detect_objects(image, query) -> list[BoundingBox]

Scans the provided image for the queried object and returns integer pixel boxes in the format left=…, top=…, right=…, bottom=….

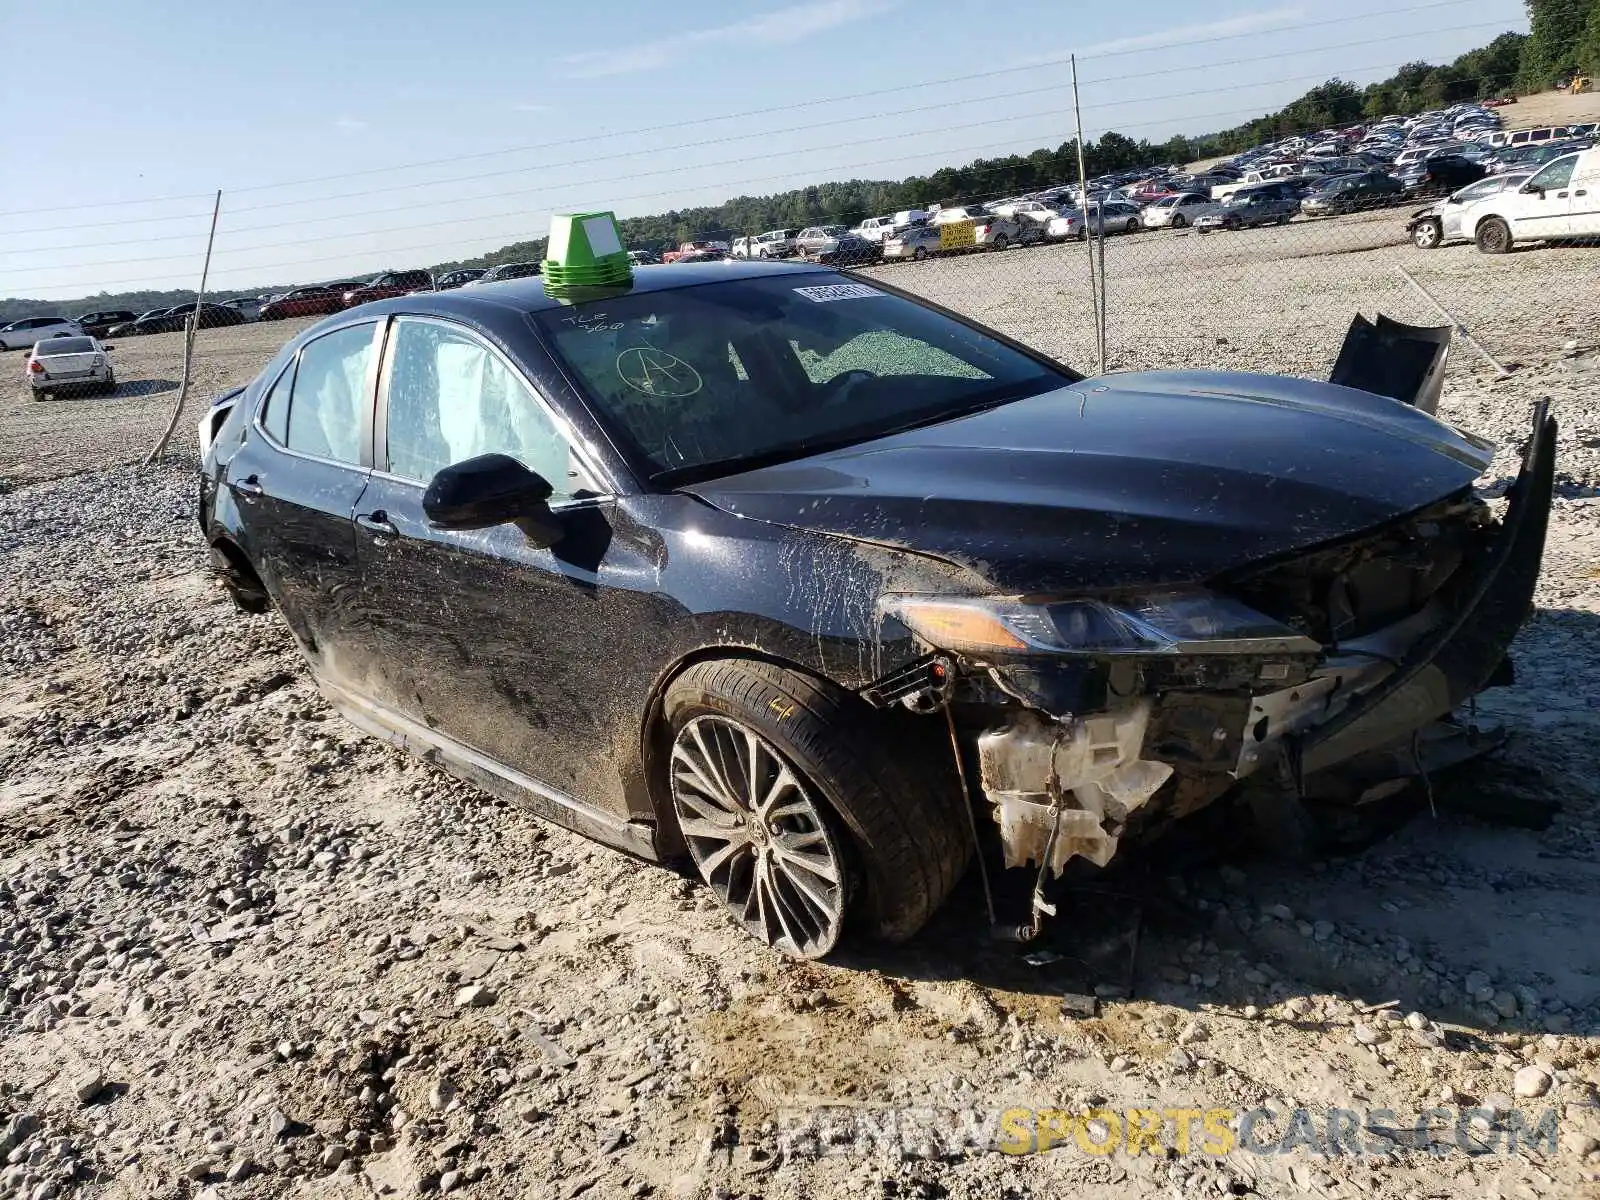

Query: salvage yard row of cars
left=7, top=104, right=1595, bottom=360
left=194, top=247, right=1555, bottom=960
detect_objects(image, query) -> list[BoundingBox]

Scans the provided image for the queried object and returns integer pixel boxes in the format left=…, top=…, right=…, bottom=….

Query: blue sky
left=0, top=0, right=1527, bottom=298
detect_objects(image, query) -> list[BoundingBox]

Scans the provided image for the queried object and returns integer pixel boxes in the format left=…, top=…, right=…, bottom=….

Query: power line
left=0, top=0, right=1518, bottom=223
left=9, top=71, right=1538, bottom=294
left=2, top=14, right=1523, bottom=244
left=0, top=50, right=1534, bottom=274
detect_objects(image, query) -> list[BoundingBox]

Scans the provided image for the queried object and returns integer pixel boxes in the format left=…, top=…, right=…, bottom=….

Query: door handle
left=231, top=473, right=263, bottom=497
left=356, top=511, right=398, bottom=538
left=1556, top=191, right=1569, bottom=198
left=1576, top=189, right=1588, bottom=197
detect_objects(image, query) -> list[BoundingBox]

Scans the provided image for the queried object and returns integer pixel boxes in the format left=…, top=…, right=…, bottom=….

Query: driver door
left=351, top=315, right=626, bottom=805
left=1515, top=157, right=1577, bottom=238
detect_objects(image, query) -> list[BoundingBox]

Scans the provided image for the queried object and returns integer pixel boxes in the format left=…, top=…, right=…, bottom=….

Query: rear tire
left=912, top=246, right=928, bottom=261
left=1476, top=216, right=1512, bottom=254
left=1125, top=219, right=1139, bottom=234
left=1171, top=214, right=1187, bottom=228
left=661, top=659, right=970, bottom=956
left=103, top=373, right=117, bottom=395
left=992, top=234, right=1009, bottom=250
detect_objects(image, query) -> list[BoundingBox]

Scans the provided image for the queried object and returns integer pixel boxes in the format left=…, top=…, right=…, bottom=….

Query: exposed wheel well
left=209, top=537, right=271, bottom=613
left=637, top=647, right=858, bottom=857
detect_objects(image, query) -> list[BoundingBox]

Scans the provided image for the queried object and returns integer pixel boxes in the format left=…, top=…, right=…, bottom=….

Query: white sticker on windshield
left=793, top=283, right=885, bottom=303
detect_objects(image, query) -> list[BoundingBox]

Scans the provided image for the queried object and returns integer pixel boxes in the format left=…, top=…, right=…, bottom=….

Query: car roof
left=346, top=259, right=831, bottom=319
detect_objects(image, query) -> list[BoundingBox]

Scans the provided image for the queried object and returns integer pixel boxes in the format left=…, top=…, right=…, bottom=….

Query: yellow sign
left=938, top=221, right=976, bottom=251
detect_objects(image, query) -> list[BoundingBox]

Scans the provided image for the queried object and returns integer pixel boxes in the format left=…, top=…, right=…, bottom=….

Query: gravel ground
left=2, top=226, right=1599, bottom=1199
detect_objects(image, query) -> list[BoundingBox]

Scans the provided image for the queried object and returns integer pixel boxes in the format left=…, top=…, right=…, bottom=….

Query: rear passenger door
left=225, top=320, right=383, bottom=685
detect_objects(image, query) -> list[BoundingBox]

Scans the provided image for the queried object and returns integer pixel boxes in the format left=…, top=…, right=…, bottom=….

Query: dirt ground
left=2, top=217, right=1599, bottom=1200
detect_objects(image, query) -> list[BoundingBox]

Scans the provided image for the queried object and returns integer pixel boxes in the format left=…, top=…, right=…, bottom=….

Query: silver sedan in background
left=1140, top=191, right=1223, bottom=229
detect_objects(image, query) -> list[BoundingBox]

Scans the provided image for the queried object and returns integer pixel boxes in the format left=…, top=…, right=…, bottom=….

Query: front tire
left=1171, top=214, right=1187, bottom=228
left=1476, top=216, right=1512, bottom=254
left=992, top=234, right=1009, bottom=250
left=912, top=246, right=928, bottom=261
left=662, top=659, right=970, bottom=957
left=1125, top=219, right=1139, bottom=234
left=1412, top=219, right=1442, bottom=249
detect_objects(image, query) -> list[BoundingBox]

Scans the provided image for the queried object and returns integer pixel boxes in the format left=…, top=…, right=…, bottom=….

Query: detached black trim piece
left=1329, top=313, right=1452, bottom=416
left=1299, top=401, right=1555, bottom=773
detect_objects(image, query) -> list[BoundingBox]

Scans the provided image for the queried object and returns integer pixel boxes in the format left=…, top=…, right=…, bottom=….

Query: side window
left=285, top=323, right=375, bottom=464
left=259, top=359, right=294, bottom=444
left=1527, top=157, right=1576, bottom=191
left=383, top=319, right=587, bottom=499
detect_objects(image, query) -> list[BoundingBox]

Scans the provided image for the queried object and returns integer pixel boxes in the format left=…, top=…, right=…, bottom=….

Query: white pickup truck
left=730, top=229, right=799, bottom=258
left=1210, top=166, right=1299, bottom=201
left=850, top=210, right=929, bottom=243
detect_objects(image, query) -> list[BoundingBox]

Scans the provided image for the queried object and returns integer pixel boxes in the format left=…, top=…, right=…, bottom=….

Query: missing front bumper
left=957, top=401, right=1556, bottom=881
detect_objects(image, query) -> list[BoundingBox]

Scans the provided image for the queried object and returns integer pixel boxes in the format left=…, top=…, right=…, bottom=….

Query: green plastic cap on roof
left=543, top=211, right=633, bottom=291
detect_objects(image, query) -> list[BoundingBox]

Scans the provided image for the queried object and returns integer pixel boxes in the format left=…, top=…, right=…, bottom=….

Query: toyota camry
left=197, top=257, right=1554, bottom=959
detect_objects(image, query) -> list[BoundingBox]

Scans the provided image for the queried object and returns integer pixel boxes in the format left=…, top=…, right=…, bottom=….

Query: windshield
left=534, top=273, right=1075, bottom=484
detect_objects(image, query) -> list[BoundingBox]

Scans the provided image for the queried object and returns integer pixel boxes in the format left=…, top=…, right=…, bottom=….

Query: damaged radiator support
left=977, top=704, right=1175, bottom=877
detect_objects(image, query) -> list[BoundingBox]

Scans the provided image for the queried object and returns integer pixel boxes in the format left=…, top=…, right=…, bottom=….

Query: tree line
left=6, top=5, right=1596, bottom=319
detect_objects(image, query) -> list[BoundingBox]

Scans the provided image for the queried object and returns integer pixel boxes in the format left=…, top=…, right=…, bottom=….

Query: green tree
left=1578, top=0, right=1600, bottom=77
left=1517, top=0, right=1591, bottom=88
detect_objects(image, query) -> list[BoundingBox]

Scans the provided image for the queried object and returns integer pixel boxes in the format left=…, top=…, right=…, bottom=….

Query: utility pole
left=1070, top=55, right=1103, bottom=375
left=146, top=190, right=222, bottom=464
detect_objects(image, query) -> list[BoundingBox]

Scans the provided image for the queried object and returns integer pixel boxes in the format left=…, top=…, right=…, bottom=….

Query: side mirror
left=422, top=453, right=562, bottom=546
left=102, top=344, right=115, bottom=352
left=1520, top=182, right=1543, bottom=195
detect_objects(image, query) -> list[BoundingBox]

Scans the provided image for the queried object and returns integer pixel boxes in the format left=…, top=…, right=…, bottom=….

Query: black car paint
left=199, top=261, right=1498, bottom=862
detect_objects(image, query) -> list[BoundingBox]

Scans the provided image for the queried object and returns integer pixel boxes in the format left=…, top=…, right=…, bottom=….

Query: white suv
left=1464, top=147, right=1600, bottom=253
left=0, top=315, right=83, bottom=350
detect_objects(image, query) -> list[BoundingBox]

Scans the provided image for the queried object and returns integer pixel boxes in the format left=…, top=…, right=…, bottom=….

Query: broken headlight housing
left=880, top=590, right=1322, bottom=657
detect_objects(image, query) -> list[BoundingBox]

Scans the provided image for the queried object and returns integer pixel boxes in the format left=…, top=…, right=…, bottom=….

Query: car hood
left=684, top=372, right=1494, bottom=593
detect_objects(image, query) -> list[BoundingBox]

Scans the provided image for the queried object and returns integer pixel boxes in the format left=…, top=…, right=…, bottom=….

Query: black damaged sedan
left=198, top=261, right=1553, bottom=959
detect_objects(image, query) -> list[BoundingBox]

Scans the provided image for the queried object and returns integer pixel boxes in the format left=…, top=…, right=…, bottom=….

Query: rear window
left=36, top=336, right=94, bottom=354
left=535, top=273, right=1071, bottom=483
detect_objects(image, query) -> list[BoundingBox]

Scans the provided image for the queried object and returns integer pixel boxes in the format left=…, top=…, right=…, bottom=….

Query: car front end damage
left=862, top=402, right=1555, bottom=937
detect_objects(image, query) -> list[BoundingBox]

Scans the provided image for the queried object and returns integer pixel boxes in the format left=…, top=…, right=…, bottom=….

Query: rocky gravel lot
left=2, top=229, right=1599, bottom=1199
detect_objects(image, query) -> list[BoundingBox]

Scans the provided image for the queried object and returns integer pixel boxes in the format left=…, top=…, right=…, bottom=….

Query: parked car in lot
left=469, top=262, right=543, bottom=286
left=1195, top=187, right=1298, bottom=231
left=222, top=297, right=262, bottom=322
left=106, top=308, right=176, bottom=337
left=991, top=199, right=1059, bottom=228
left=0, top=315, right=84, bottom=350
left=73, top=310, right=136, bottom=338
left=626, top=250, right=660, bottom=266
left=25, top=334, right=114, bottom=399
left=435, top=269, right=488, bottom=290
left=663, top=241, right=728, bottom=263
left=881, top=223, right=944, bottom=260
left=1464, top=147, right=1600, bottom=252
left=195, top=258, right=1552, bottom=960
left=1399, top=154, right=1486, bottom=195
left=343, top=269, right=435, bottom=307
left=258, top=286, right=346, bottom=321
left=120, top=303, right=246, bottom=336
left=1405, top=171, right=1533, bottom=248
left=971, top=211, right=1042, bottom=249
left=1300, top=170, right=1403, bottom=216
left=794, top=226, right=880, bottom=263
left=731, top=229, right=799, bottom=258
left=1138, top=192, right=1221, bottom=228
left=1044, top=200, right=1143, bottom=239
left=1484, top=141, right=1584, bottom=175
